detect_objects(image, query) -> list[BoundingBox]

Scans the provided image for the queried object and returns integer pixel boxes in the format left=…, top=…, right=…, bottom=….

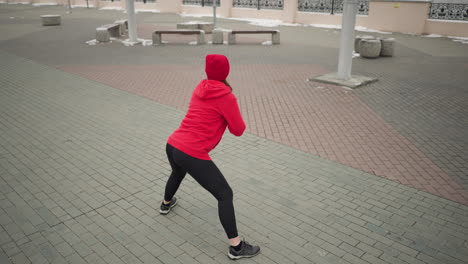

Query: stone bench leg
left=272, top=32, right=280, bottom=45
left=228, top=32, right=236, bottom=45
left=109, top=27, right=120, bottom=38
left=380, top=38, right=395, bottom=57
left=116, top=21, right=126, bottom=36
left=197, top=31, right=205, bottom=45
left=96, top=28, right=110, bottom=42
left=212, top=29, right=224, bottom=44
left=152, top=32, right=162, bottom=45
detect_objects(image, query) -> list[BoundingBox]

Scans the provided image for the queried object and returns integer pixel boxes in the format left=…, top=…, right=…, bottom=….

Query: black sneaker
left=228, top=240, right=260, bottom=260
left=159, top=197, right=177, bottom=215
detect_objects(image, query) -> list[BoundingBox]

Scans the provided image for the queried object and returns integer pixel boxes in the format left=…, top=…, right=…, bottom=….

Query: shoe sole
left=227, top=249, right=260, bottom=260
left=159, top=199, right=178, bottom=215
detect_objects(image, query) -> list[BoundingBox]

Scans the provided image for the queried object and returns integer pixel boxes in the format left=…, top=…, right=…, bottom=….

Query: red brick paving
left=57, top=64, right=468, bottom=205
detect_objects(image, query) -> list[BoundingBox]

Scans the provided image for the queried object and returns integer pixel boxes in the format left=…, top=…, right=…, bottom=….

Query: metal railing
left=182, top=0, right=220, bottom=7
left=298, top=0, right=369, bottom=15
left=232, top=0, right=284, bottom=10
left=429, top=3, right=468, bottom=20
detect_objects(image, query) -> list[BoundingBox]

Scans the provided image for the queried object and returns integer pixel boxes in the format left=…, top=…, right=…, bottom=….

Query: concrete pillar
left=337, top=0, right=358, bottom=79
left=126, top=0, right=138, bottom=42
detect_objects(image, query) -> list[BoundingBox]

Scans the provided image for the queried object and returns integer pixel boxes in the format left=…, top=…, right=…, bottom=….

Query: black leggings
left=164, top=144, right=238, bottom=239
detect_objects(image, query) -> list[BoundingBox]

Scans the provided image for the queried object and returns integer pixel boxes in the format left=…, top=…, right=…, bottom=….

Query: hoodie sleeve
left=220, top=94, right=246, bottom=136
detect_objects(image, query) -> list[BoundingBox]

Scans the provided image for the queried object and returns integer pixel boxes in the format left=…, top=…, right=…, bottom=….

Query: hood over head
left=205, top=54, right=230, bottom=81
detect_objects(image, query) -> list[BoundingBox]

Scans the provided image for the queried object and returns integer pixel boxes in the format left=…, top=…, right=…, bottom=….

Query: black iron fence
left=298, top=0, right=369, bottom=15
left=429, top=3, right=468, bottom=21
left=232, top=0, right=284, bottom=10
left=135, top=0, right=156, bottom=3
left=182, top=0, right=220, bottom=7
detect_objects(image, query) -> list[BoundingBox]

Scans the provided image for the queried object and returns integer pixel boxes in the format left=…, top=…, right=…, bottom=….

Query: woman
left=160, top=54, right=260, bottom=260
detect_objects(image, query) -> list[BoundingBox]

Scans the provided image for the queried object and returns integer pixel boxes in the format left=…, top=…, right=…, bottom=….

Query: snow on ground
left=99, top=6, right=124, bottom=11
left=449, top=36, right=468, bottom=44
left=423, top=34, right=468, bottom=44
left=262, top=40, right=273, bottom=46
left=129, top=9, right=161, bottom=14
left=423, top=34, right=443, bottom=38
left=86, top=39, right=98, bottom=45
left=7, top=2, right=30, bottom=4
left=32, top=3, right=57, bottom=6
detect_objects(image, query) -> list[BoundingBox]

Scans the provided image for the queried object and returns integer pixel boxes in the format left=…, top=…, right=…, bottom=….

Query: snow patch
left=8, top=2, right=30, bottom=4
left=352, top=51, right=360, bottom=58
left=188, top=41, right=198, bottom=45
left=86, top=39, right=98, bottom=45
left=309, top=24, right=341, bottom=29
left=135, top=9, right=160, bottom=13
left=181, top=13, right=221, bottom=18
left=423, top=34, right=443, bottom=38
left=99, top=6, right=124, bottom=11
left=262, top=40, right=272, bottom=45
left=449, top=36, right=468, bottom=44
left=32, top=3, right=57, bottom=6
left=355, top=26, right=392, bottom=34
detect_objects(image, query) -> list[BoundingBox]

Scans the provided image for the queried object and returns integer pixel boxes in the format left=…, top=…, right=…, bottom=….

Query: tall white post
left=213, top=0, right=217, bottom=28
left=126, top=0, right=138, bottom=42
left=67, top=0, right=72, bottom=13
left=337, top=0, right=359, bottom=79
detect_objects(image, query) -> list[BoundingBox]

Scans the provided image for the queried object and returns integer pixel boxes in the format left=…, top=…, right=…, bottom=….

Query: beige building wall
left=424, top=20, right=468, bottom=37
left=362, top=0, right=431, bottom=34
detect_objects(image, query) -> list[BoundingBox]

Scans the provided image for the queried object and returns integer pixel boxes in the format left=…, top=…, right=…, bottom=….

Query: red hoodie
left=167, top=55, right=246, bottom=160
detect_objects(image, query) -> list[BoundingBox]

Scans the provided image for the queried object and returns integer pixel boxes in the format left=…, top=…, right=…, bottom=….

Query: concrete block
left=380, top=37, right=395, bottom=57
left=355, top=35, right=375, bottom=53
left=96, top=28, right=110, bottom=42
left=40, top=15, right=61, bottom=26
left=227, top=31, right=235, bottom=44
left=272, top=30, right=280, bottom=44
left=197, top=30, right=205, bottom=45
left=212, top=29, right=223, bottom=44
left=360, top=39, right=381, bottom=58
left=152, top=32, right=162, bottom=45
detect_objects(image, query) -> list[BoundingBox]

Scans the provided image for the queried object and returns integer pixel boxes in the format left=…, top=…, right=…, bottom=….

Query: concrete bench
left=96, top=23, right=120, bottom=43
left=40, top=15, right=61, bottom=26
left=227, top=30, right=280, bottom=45
left=177, top=22, right=214, bottom=33
left=152, top=29, right=205, bottom=45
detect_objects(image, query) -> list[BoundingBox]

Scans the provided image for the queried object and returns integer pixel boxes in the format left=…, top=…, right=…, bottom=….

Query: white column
left=126, top=0, right=138, bottom=42
left=337, top=0, right=359, bottom=79
left=213, top=0, right=217, bottom=28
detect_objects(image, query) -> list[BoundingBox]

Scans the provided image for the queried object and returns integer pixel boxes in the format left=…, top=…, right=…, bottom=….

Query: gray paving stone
left=0, top=10, right=468, bottom=264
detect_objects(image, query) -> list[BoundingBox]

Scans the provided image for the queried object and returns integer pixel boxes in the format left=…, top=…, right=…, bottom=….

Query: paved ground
left=1, top=4, right=468, bottom=264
